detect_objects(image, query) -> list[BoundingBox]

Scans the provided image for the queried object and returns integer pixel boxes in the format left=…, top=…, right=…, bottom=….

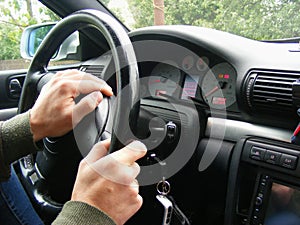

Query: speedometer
left=201, top=62, right=236, bottom=109
left=148, top=63, right=181, bottom=97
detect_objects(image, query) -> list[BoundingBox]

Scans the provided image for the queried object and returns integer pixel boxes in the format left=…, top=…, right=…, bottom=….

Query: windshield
left=103, top=0, right=300, bottom=40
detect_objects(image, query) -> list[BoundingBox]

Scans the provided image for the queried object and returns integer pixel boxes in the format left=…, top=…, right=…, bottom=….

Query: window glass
left=103, top=0, right=300, bottom=41
left=0, top=0, right=79, bottom=71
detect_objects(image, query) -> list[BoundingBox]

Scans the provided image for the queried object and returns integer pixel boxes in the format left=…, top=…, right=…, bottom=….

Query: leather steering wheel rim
left=18, top=9, right=140, bottom=153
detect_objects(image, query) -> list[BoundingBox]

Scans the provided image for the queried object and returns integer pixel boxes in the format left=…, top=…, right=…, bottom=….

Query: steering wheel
left=18, top=9, right=140, bottom=215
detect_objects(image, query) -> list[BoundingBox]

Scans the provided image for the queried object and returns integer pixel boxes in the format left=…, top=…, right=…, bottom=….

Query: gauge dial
left=196, top=56, right=209, bottom=71
left=201, top=62, right=236, bottom=109
left=148, top=63, right=181, bottom=97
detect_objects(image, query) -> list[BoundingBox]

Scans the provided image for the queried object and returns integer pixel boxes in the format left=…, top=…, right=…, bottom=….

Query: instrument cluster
left=141, top=55, right=237, bottom=110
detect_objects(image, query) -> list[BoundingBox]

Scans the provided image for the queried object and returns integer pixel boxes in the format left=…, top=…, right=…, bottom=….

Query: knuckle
left=50, top=76, right=62, bottom=86
left=85, top=98, right=96, bottom=110
left=79, top=159, right=87, bottom=169
left=122, top=175, right=133, bottom=185
left=58, top=80, right=72, bottom=90
left=104, top=185, right=114, bottom=194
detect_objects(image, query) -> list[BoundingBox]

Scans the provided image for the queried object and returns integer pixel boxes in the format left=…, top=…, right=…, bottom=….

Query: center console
left=226, top=137, right=300, bottom=225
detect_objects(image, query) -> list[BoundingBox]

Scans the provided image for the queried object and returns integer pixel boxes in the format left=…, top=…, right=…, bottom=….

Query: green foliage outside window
left=125, top=0, right=300, bottom=40
left=1, top=0, right=300, bottom=62
left=0, top=0, right=58, bottom=60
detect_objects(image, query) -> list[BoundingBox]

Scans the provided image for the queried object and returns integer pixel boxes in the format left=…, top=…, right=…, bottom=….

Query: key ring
left=156, top=179, right=171, bottom=195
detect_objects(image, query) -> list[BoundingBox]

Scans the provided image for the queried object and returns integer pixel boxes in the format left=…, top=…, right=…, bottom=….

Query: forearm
left=52, top=201, right=116, bottom=225
left=0, top=111, right=41, bottom=181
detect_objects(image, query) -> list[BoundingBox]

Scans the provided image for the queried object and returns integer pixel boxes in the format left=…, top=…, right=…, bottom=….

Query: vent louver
left=245, top=70, right=300, bottom=112
left=80, top=65, right=105, bottom=78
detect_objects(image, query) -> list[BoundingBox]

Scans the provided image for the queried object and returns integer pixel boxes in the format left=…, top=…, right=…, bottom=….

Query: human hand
left=30, top=69, right=113, bottom=141
left=71, top=139, right=147, bottom=225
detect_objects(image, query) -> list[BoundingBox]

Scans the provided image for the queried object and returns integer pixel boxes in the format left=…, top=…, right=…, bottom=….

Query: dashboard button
left=250, top=146, right=266, bottom=161
left=264, top=150, right=281, bottom=165
left=255, top=197, right=263, bottom=206
left=279, top=154, right=298, bottom=169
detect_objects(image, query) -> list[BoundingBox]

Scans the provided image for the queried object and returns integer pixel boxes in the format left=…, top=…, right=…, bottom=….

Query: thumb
left=110, top=141, right=147, bottom=165
left=72, top=91, right=103, bottom=126
left=84, top=139, right=110, bottom=164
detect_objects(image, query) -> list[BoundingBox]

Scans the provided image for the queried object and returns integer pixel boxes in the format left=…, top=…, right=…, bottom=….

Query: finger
left=130, top=179, right=139, bottom=195
left=85, top=140, right=110, bottom=164
left=129, top=162, right=141, bottom=179
left=59, top=71, right=105, bottom=84
left=72, top=91, right=103, bottom=126
left=91, top=156, right=141, bottom=185
left=74, top=80, right=113, bottom=97
left=110, top=141, right=147, bottom=165
left=131, top=178, right=139, bottom=187
left=123, top=194, right=144, bottom=216
left=100, top=139, right=111, bottom=150
left=53, top=70, right=113, bottom=96
left=54, top=69, right=83, bottom=78
left=137, top=194, right=143, bottom=207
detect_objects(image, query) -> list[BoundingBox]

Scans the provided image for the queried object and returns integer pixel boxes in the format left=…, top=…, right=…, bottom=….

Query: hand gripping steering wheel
left=18, top=9, right=140, bottom=213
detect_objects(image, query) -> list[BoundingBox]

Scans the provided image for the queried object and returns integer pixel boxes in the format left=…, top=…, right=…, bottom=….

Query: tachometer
left=148, top=63, right=181, bottom=97
left=201, top=62, right=236, bottom=109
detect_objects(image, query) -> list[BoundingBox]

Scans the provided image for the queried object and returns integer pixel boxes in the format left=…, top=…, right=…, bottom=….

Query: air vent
left=244, top=70, right=300, bottom=113
left=80, top=65, right=105, bottom=78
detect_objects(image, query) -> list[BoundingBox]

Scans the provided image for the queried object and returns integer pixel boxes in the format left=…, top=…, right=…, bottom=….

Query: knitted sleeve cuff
left=0, top=122, right=11, bottom=181
left=52, top=201, right=116, bottom=225
left=2, top=111, right=42, bottom=165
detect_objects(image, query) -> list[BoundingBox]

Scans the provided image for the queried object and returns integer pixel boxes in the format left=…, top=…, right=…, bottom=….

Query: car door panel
left=0, top=70, right=26, bottom=120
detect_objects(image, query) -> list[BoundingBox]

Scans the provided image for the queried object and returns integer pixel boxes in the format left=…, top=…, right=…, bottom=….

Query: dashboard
left=128, top=26, right=300, bottom=127
left=74, top=25, right=300, bottom=224
left=117, top=26, right=300, bottom=224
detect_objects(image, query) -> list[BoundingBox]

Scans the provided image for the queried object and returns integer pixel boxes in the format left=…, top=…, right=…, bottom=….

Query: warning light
left=224, top=74, right=230, bottom=79
left=218, top=74, right=223, bottom=79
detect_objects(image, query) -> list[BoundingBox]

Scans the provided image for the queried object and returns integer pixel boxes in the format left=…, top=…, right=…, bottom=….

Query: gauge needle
left=204, top=85, right=219, bottom=97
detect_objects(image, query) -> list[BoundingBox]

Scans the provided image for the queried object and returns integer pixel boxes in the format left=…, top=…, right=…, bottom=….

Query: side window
left=0, top=0, right=79, bottom=72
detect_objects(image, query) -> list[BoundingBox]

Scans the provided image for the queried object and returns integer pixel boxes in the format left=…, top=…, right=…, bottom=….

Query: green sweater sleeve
left=52, top=201, right=116, bottom=225
left=0, top=122, right=10, bottom=181
left=0, top=111, right=41, bottom=181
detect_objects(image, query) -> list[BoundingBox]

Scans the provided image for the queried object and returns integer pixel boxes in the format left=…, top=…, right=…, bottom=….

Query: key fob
left=156, top=194, right=173, bottom=225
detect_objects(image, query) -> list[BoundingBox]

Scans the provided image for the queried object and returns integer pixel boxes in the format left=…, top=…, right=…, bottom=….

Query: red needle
left=204, top=85, right=219, bottom=98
